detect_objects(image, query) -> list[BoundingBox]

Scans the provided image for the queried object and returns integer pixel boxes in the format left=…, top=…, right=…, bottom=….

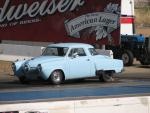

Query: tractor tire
left=122, top=50, right=134, bottom=66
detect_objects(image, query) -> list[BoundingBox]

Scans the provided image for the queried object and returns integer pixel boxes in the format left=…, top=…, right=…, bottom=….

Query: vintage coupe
left=12, top=43, right=123, bottom=84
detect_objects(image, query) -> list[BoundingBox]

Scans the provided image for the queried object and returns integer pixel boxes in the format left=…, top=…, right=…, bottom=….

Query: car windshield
left=42, top=47, right=69, bottom=56
left=89, top=48, right=98, bottom=56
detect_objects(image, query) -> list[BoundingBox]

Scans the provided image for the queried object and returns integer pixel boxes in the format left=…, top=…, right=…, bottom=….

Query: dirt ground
left=0, top=61, right=13, bottom=75
left=136, top=27, right=150, bottom=37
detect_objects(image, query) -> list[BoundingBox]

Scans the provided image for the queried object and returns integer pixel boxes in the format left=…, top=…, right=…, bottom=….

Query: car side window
left=89, top=48, right=98, bottom=56
left=69, top=48, right=86, bottom=57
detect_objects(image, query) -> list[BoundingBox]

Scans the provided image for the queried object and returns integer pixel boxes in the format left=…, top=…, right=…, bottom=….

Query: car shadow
left=0, top=77, right=121, bottom=90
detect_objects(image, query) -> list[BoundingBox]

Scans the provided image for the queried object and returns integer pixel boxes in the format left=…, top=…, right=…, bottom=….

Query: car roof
left=48, top=43, right=94, bottom=48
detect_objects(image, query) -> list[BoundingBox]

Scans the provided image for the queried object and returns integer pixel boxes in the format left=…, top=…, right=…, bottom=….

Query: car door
left=67, top=48, right=93, bottom=79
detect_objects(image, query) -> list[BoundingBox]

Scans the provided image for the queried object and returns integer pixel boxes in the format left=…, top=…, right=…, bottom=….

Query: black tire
left=99, top=72, right=114, bottom=82
left=50, top=70, right=64, bottom=85
left=19, top=76, right=29, bottom=84
left=122, top=50, right=134, bottom=66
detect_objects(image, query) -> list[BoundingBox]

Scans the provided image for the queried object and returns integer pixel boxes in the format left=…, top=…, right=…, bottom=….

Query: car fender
left=40, top=61, right=67, bottom=80
left=112, top=59, right=124, bottom=73
left=14, top=60, right=27, bottom=76
left=92, top=55, right=123, bottom=73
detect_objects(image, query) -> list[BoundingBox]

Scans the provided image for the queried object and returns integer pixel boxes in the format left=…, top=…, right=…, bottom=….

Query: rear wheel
left=50, top=70, right=64, bottom=85
left=122, top=50, right=134, bottom=66
left=99, top=72, right=114, bottom=82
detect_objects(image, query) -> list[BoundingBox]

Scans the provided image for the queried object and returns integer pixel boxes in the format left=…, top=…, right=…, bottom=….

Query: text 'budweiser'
left=0, top=0, right=85, bottom=23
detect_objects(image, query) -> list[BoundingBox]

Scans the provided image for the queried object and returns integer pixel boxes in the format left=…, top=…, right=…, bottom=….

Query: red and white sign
left=120, top=17, right=134, bottom=24
left=0, top=0, right=121, bottom=45
left=121, top=0, right=135, bottom=35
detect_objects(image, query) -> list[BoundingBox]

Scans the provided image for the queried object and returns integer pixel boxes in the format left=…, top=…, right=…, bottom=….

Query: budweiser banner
left=0, top=0, right=121, bottom=45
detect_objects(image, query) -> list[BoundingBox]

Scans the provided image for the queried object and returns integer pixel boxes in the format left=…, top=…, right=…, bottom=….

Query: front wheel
left=99, top=73, right=114, bottom=82
left=50, top=70, right=64, bottom=85
left=19, top=76, right=29, bottom=84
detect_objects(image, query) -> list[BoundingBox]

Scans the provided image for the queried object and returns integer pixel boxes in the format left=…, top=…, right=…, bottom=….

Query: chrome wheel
left=51, top=70, right=63, bottom=85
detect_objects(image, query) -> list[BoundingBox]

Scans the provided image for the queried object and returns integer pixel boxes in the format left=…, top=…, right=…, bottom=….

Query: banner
left=0, top=0, right=121, bottom=45
left=65, top=12, right=118, bottom=40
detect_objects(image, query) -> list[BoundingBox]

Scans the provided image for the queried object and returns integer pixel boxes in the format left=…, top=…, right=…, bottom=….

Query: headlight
left=12, top=63, right=16, bottom=71
left=23, top=64, right=29, bottom=72
left=37, top=64, right=42, bottom=72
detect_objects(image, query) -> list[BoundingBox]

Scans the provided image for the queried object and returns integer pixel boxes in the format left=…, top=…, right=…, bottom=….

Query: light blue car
left=12, top=43, right=123, bottom=85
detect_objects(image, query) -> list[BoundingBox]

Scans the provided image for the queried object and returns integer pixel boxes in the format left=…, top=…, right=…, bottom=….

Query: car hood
left=25, top=56, right=65, bottom=67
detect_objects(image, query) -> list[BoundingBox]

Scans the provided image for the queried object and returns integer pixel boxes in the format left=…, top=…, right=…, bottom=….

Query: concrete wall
left=0, top=44, right=44, bottom=56
left=1, top=40, right=51, bottom=46
left=96, top=49, right=113, bottom=58
left=0, top=44, right=113, bottom=57
left=0, top=44, right=45, bottom=61
left=0, top=96, right=150, bottom=113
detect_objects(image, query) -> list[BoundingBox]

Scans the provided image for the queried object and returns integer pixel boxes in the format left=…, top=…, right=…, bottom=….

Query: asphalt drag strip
left=0, top=82, right=150, bottom=104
